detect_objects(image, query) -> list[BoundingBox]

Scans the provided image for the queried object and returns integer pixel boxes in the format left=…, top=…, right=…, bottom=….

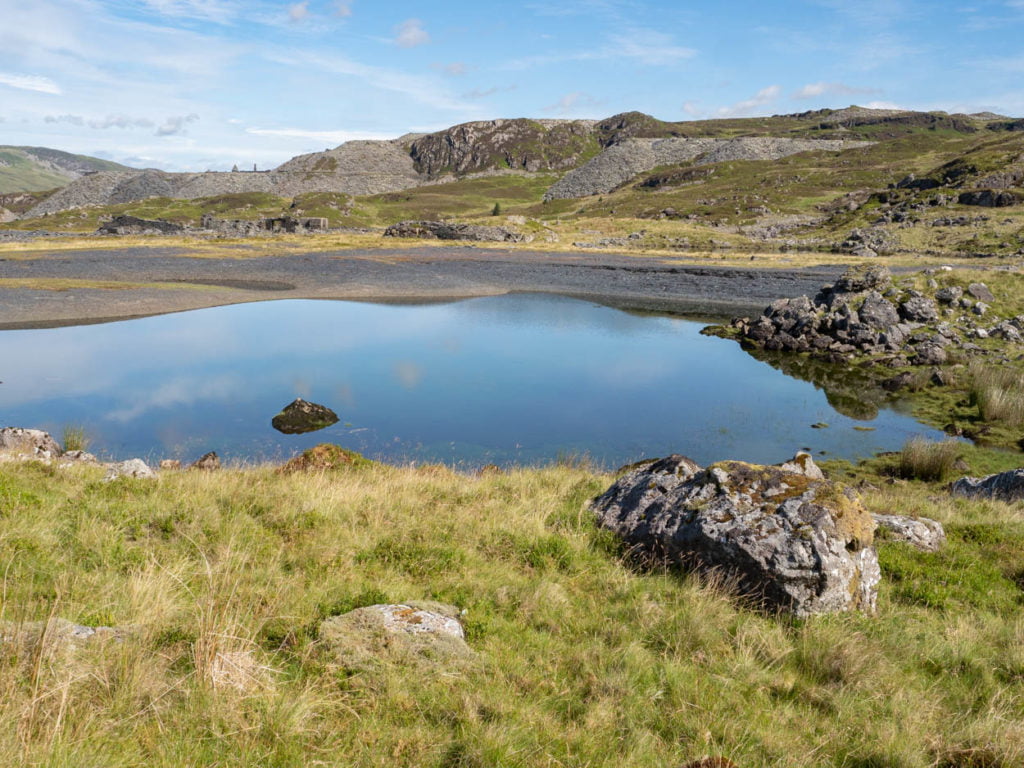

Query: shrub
left=61, top=424, right=90, bottom=452
left=491, top=202, right=502, bottom=216
left=898, top=437, right=961, bottom=481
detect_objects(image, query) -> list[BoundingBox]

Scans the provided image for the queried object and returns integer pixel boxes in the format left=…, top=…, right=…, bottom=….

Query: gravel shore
left=0, top=244, right=845, bottom=329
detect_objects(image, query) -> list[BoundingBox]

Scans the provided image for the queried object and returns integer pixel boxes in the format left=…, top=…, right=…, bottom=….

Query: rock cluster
left=728, top=264, right=1007, bottom=367
left=591, top=452, right=880, bottom=617
left=98, top=215, right=186, bottom=235
left=383, top=220, right=524, bottom=243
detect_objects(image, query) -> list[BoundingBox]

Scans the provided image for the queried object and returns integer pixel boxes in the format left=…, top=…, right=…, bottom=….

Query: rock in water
left=271, top=398, right=339, bottom=434
left=591, top=453, right=880, bottom=617
left=951, top=468, right=1024, bottom=502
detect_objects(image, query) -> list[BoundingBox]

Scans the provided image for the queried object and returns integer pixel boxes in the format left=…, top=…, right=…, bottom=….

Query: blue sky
left=1, top=0, right=1022, bottom=171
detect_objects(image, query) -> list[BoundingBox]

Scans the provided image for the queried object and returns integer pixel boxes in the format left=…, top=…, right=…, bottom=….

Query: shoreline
left=0, top=244, right=847, bottom=329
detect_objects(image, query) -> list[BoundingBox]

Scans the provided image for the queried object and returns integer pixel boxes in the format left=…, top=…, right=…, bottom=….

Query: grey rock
left=958, top=189, right=1018, bottom=208
left=858, top=291, right=900, bottom=329
left=190, top=452, right=220, bottom=471
left=899, top=296, right=939, bottom=323
left=0, top=427, right=62, bottom=460
left=97, top=215, right=185, bottom=235
left=951, top=468, right=1024, bottom=502
left=935, top=286, right=963, bottom=304
left=0, top=618, right=122, bottom=661
left=967, top=283, right=995, bottom=303
left=834, top=264, right=893, bottom=293
left=973, top=301, right=990, bottom=316
left=591, top=453, right=880, bottom=617
left=872, top=514, right=946, bottom=551
left=912, top=341, right=948, bottom=366
left=319, top=602, right=470, bottom=670
left=103, top=458, right=157, bottom=481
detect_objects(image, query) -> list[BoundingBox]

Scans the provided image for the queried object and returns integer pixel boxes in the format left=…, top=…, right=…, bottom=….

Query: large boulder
left=591, top=453, right=879, bottom=617
left=0, top=427, right=62, bottom=460
left=951, top=468, right=1024, bottom=502
left=103, top=458, right=157, bottom=481
left=319, top=602, right=470, bottom=671
left=271, top=398, right=339, bottom=434
left=833, top=264, right=892, bottom=292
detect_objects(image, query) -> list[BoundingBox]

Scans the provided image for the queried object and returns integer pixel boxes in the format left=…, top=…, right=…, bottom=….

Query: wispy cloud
left=543, top=91, right=602, bottom=115
left=0, top=72, right=61, bottom=95
left=245, top=127, right=397, bottom=143
left=334, top=0, right=354, bottom=17
left=505, top=27, right=695, bottom=70
left=792, top=81, right=881, bottom=100
left=138, top=0, right=239, bottom=24
left=394, top=18, right=429, bottom=48
left=288, top=2, right=309, bottom=22
left=464, top=85, right=517, bottom=100
left=716, top=85, right=781, bottom=117
left=156, top=113, right=200, bottom=136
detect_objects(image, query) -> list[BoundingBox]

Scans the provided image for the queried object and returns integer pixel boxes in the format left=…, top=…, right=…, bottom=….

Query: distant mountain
left=17, top=106, right=1024, bottom=219
left=0, top=146, right=132, bottom=194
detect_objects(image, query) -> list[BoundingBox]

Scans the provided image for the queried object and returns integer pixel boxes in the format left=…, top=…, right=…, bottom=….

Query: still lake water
left=0, top=294, right=948, bottom=468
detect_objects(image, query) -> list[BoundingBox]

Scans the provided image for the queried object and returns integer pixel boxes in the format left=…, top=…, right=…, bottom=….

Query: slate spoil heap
left=723, top=264, right=1016, bottom=368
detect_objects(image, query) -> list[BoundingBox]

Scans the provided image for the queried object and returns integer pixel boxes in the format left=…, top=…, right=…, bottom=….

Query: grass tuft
left=969, top=363, right=1024, bottom=426
left=60, top=424, right=89, bottom=453
left=897, top=436, right=961, bottom=481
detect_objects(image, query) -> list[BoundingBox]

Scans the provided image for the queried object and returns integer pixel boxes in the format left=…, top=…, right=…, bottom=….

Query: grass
left=897, top=437, right=962, bottom=481
left=969, top=363, right=1024, bottom=426
left=0, top=451, right=1023, bottom=766
left=59, top=425, right=89, bottom=453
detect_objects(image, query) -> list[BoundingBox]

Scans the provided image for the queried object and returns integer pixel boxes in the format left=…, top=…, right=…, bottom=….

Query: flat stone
left=872, top=514, right=946, bottom=551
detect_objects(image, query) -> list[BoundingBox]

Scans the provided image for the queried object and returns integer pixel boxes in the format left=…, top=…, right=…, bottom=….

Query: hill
left=0, top=146, right=131, bottom=194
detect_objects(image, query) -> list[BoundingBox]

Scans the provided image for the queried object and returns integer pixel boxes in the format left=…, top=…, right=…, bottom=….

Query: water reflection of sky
left=0, top=294, right=949, bottom=468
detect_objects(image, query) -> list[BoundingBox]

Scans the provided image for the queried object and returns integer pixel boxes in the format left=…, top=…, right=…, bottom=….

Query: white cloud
left=139, top=0, right=238, bottom=23
left=0, top=73, right=61, bottom=95
left=865, top=100, right=903, bottom=110
left=792, top=81, right=881, bottom=99
left=716, top=85, right=782, bottom=117
left=334, top=0, right=353, bottom=17
left=441, top=62, right=468, bottom=76
left=682, top=101, right=702, bottom=118
left=288, top=2, right=310, bottom=22
left=607, top=29, right=697, bottom=65
left=90, top=114, right=157, bottom=129
left=464, top=85, right=517, bottom=100
left=155, top=113, right=200, bottom=136
left=543, top=91, right=601, bottom=115
left=245, top=127, right=398, bottom=143
left=394, top=18, right=429, bottom=48
left=505, top=28, right=695, bottom=70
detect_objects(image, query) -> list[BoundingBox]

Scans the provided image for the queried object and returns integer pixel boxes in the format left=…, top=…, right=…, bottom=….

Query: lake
left=0, top=294, right=948, bottom=468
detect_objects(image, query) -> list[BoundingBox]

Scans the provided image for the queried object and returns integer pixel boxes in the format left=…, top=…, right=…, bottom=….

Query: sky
left=1, top=0, right=1023, bottom=171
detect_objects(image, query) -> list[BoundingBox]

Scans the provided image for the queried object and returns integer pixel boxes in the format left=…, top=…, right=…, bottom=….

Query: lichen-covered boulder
left=872, top=514, right=946, bottom=551
left=103, top=458, right=157, bottom=481
left=319, top=602, right=470, bottom=671
left=592, top=453, right=880, bottom=617
left=951, top=468, right=1024, bottom=502
left=271, top=398, right=339, bottom=434
left=0, top=427, right=62, bottom=460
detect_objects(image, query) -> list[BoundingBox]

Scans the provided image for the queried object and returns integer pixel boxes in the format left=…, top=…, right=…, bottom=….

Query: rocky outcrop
left=383, top=220, right=524, bottom=242
left=271, top=398, right=339, bottom=434
left=873, top=514, right=946, bottom=551
left=319, top=602, right=470, bottom=671
left=724, top=265, right=1009, bottom=367
left=951, top=468, right=1024, bottom=502
left=0, top=427, right=62, bottom=460
left=190, top=451, right=220, bottom=471
left=409, top=118, right=598, bottom=176
left=591, top=452, right=880, bottom=617
left=544, top=137, right=870, bottom=200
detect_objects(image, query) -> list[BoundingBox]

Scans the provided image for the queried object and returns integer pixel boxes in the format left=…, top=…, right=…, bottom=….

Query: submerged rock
left=591, top=453, right=880, bottom=617
left=319, top=602, right=470, bottom=671
left=271, top=398, right=339, bottom=434
left=951, top=468, right=1024, bottom=502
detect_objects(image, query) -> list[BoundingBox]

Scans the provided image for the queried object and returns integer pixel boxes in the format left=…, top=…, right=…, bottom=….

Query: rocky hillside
left=0, top=146, right=130, bottom=194
left=18, top=106, right=1024, bottom=218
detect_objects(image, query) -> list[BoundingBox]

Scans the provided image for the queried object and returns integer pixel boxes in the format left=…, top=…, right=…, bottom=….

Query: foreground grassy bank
left=1, top=450, right=1023, bottom=767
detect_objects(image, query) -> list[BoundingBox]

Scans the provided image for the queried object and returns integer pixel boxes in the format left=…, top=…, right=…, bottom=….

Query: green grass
left=0, top=452, right=1023, bottom=766
left=897, top=437, right=961, bottom=481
